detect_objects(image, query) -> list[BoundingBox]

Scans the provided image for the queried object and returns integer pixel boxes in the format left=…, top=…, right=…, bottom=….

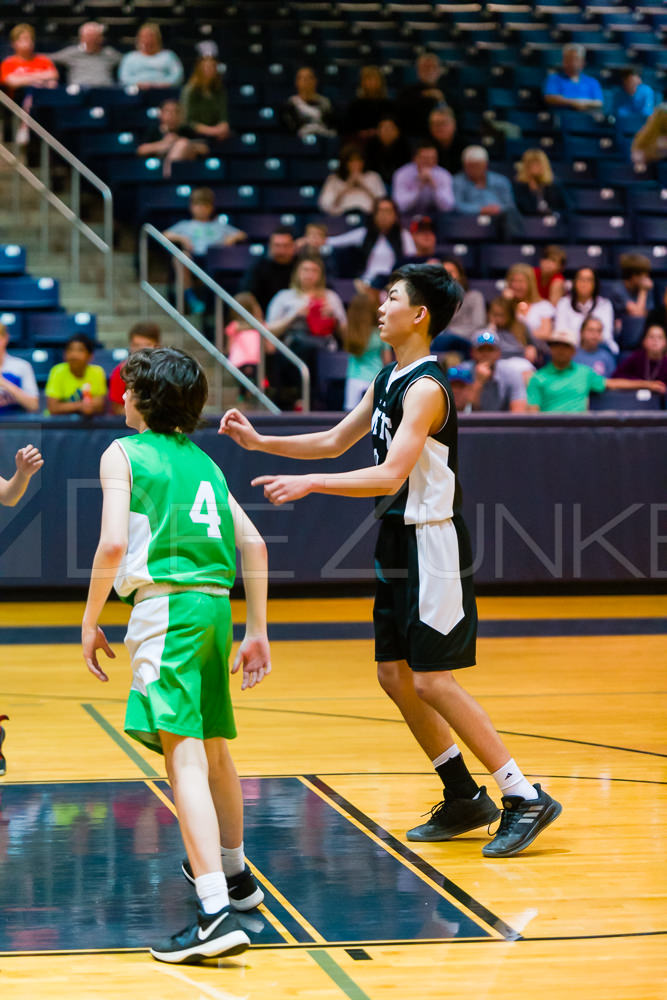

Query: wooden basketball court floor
left=0, top=594, right=665, bottom=1000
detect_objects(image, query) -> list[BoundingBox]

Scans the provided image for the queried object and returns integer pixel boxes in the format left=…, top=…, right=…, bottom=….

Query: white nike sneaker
left=150, top=903, right=250, bottom=964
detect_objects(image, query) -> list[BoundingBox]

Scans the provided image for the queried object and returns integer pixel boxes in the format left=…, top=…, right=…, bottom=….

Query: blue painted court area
left=0, top=778, right=487, bottom=952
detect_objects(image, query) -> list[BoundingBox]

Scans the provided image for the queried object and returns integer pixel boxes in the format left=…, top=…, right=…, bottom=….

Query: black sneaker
left=150, top=903, right=250, bottom=964
left=482, top=783, right=562, bottom=858
left=406, top=786, right=500, bottom=842
left=181, top=860, right=264, bottom=911
left=0, top=716, right=8, bottom=777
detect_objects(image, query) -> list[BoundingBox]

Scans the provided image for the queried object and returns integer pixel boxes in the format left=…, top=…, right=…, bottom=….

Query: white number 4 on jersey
left=189, top=481, right=222, bottom=538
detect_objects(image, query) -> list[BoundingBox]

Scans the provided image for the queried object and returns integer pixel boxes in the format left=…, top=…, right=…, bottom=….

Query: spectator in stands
left=392, top=142, right=455, bottom=221
left=181, top=55, right=230, bottom=145
left=554, top=266, right=616, bottom=353
left=543, top=44, right=603, bottom=113
left=483, top=296, right=536, bottom=363
left=45, top=335, right=106, bottom=416
left=137, top=98, right=208, bottom=177
left=527, top=328, right=664, bottom=412
left=397, top=53, right=448, bottom=137
left=408, top=216, right=438, bottom=260
left=163, top=187, right=246, bottom=315
left=504, top=263, right=555, bottom=343
left=51, top=22, right=120, bottom=87
left=453, top=146, right=521, bottom=236
left=512, top=150, right=569, bottom=218
left=225, top=293, right=263, bottom=402
left=612, top=323, right=667, bottom=387
left=118, top=23, right=183, bottom=89
left=446, top=365, right=474, bottom=413
left=342, top=66, right=394, bottom=144
left=266, top=253, right=347, bottom=409
left=365, top=116, right=412, bottom=186
left=108, top=321, right=161, bottom=415
left=241, top=227, right=297, bottom=313
left=326, top=197, right=416, bottom=284
left=646, top=284, right=667, bottom=333
left=281, top=66, right=336, bottom=139
left=574, top=316, right=616, bottom=378
left=610, top=252, right=654, bottom=335
left=440, top=258, right=486, bottom=341
left=428, top=106, right=465, bottom=175
left=534, top=245, right=567, bottom=306
left=632, top=104, right=667, bottom=165
left=0, top=322, right=39, bottom=414
left=342, top=293, right=391, bottom=410
left=613, top=67, right=655, bottom=123
left=0, top=24, right=58, bottom=93
left=468, top=331, right=529, bottom=413
left=296, top=221, right=328, bottom=256
left=318, top=145, right=386, bottom=217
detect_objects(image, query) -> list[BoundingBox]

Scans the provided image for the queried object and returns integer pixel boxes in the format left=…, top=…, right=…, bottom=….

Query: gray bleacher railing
left=0, top=89, right=113, bottom=305
left=139, top=224, right=310, bottom=413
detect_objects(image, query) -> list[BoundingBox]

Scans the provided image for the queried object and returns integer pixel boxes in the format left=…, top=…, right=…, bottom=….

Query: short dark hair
left=388, top=263, right=463, bottom=338
left=270, top=226, right=295, bottom=240
left=122, top=347, right=207, bottom=434
left=128, top=321, right=161, bottom=344
left=65, top=334, right=95, bottom=354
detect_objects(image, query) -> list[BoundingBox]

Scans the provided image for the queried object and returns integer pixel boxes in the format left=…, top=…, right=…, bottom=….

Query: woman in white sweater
left=318, top=146, right=386, bottom=217
left=554, top=267, right=617, bottom=353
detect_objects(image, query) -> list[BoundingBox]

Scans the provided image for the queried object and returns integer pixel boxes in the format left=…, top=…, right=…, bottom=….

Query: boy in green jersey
left=82, top=347, right=271, bottom=964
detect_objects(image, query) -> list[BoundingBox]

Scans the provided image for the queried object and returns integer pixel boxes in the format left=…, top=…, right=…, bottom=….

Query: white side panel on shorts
left=114, top=511, right=153, bottom=598
left=416, top=520, right=464, bottom=636
left=404, top=437, right=455, bottom=525
left=125, top=596, right=169, bottom=696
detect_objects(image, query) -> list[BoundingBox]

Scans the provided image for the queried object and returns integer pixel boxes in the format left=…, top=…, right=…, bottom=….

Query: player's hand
left=15, top=445, right=44, bottom=480
left=82, top=624, right=116, bottom=682
left=218, top=408, right=262, bottom=450
left=252, top=474, right=311, bottom=505
left=232, top=633, right=271, bottom=690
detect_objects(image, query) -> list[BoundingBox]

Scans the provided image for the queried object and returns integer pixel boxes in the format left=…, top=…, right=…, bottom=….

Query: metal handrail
left=0, top=88, right=113, bottom=303
left=140, top=225, right=311, bottom=413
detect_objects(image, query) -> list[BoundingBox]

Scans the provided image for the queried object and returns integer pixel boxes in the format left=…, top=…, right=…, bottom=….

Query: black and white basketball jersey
left=371, top=356, right=462, bottom=523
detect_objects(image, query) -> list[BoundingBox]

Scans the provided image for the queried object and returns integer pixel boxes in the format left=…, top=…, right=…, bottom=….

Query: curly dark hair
left=122, top=347, right=207, bottom=434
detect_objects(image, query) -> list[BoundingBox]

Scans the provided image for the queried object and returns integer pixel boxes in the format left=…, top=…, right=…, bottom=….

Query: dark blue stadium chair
left=317, top=350, right=348, bottom=411
left=504, top=110, right=558, bottom=136
left=558, top=159, right=598, bottom=184
left=216, top=133, right=266, bottom=156
left=627, top=187, right=667, bottom=216
left=330, top=278, right=356, bottom=305
left=232, top=105, right=280, bottom=132
left=597, top=160, right=656, bottom=186
left=520, top=215, right=570, bottom=242
left=468, top=278, right=505, bottom=301
left=24, top=311, right=97, bottom=347
left=262, top=185, right=320, bottom=212
left=56, top=105, right=110, bottom=132
left=314, top=212, right=365, bottom=237
left=24, top=86, right=83, bottom=110
left=480, top=244, right=539, bottom=276
left=0, top=245, right=26, bottom=276
left=589, top=389, right=663, bottom=411
left=138, top=183, right=259, bottom=215
left=104, top=156, right=165, bottom=185
left=570, top=215, right=633, bottom=244
left=80, top=131, right=138, bottom=158
left=289, top=158, right=333, bottom=183
left=81, top=87, right=144, bottom=108
left=438, top=214, right=500, bottom=243
left=93, top=347, right=129, bottom=377
left=9, top=347, right=59, bottom=387
left=562, top=136, right=619, bottom=161
left=227, top=157, right=288, bottom=183
left=616, top=316, right=649, bottom=353
left=261, top=134, right=331, bottom=158
left=434, top=243, right=479, bottom=274
left=568, top=188, right=626, bottom=214
left=0, top=277, right=59, bottom=310
left=505, top=136, right=564, bottom=161
left=168, top=157, right=227, bottom=182
left=206, top=244, right=264, bottom=275
left=635, top=216, right=667, bottom=243
left=0, top=311, right=25, bottom=346
left=231, top=212, right=291, bottom=239
left=487, top=87, right=517, bottom=110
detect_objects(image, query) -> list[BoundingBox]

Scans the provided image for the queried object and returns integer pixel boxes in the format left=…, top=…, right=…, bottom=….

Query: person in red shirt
left=533, top=245, right=566, bottom=306
left=0, top=24, right=58, bottom=91
left=108, top=321, right=161, bottom=414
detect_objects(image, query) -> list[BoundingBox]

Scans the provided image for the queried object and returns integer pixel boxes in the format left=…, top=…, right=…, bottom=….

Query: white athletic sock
left=195, top=871, right=229, bottom=914
left=431, top=744, right=461, bottom=768
left=220, top=843, right=245, bottom=878
left=492, top=759, right=538, bottom=801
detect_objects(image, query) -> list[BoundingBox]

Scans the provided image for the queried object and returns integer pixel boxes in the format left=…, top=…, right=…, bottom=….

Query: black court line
left=1, top=617, right=666, bottom=644
left=305, top=775, right=521, bottom=943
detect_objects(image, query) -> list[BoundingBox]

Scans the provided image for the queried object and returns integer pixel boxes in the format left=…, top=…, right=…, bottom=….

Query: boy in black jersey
left=220, top=264, right=561, bottom=858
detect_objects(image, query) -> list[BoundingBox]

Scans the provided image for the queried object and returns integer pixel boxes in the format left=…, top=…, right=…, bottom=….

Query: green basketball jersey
left=114, top=430, right=236, bottom=602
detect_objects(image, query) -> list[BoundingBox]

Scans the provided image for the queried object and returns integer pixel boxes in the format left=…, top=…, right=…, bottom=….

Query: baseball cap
left=475, top=331, right=498, bottom=347
left=547, top=328, right=578, bottom=347
left=409, top=215, right=434, bottom=235
left=447, top=365, right=473, bottom=384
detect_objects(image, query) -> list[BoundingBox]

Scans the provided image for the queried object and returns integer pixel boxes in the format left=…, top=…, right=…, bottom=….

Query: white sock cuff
left=195, top=870, right=229, bottom=914
left=432, top=744, right=461, bottom=768
left=220, top=843, right=245, bottom=878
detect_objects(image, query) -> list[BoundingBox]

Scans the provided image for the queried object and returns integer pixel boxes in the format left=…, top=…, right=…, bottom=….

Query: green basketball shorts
left=123, top=591, right=236, bottom=755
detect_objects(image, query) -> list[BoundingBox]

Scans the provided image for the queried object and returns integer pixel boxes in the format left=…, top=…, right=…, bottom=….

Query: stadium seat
left=206, top=244, right=265, bottom=275
left=24, top=311, right=97, bottom=347
left=0, top=277, right=59, bottom=310
left=0, top=311, right=25, bottom=346
left=93, top=347, right=129, bottom=377
left=589, top=389, right=663, bottom=411
left=438, top=214, right=500, bottom=243
left=317, top=350, right=348, bottom=411
left=0, top=245, right=27, bottom=276
left=626, top=188, right=667, bottom=216
left=570, top=215, right=633, bottom=244
left=568, top=188, right=626, bottom=215
left=558, top=245, right=612, bottom=276
left=635, top=217, right=667, bottom=243
left=480, top=244, right=539, bottom=277
left=520, top=215, right=570, bottom=242
left=262, top=185, right=320, bottom=212
left=9, top=347, right=59, bottom=387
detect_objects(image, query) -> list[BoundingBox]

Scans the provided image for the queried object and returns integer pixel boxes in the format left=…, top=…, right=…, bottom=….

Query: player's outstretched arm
left=228, top=493, right=271, bottom=691
left=82, top=443, right=130, bottom=682
left=219, top=383, right=375, bottom=461
left=0, top=445, right=44, bottom=507
left=254, top=377, right=447, bottom=505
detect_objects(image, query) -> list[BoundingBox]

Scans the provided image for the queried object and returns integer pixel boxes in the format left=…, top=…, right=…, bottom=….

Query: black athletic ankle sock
left=435, top=753, right=480, bottom=800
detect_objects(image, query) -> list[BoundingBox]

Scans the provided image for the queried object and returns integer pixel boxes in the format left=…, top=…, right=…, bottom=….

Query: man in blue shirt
left=613, top=67, right=655, bottom=121
left=452, top=146, right=521, bottom=237
left=543, top=44, right=603, bottom=112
